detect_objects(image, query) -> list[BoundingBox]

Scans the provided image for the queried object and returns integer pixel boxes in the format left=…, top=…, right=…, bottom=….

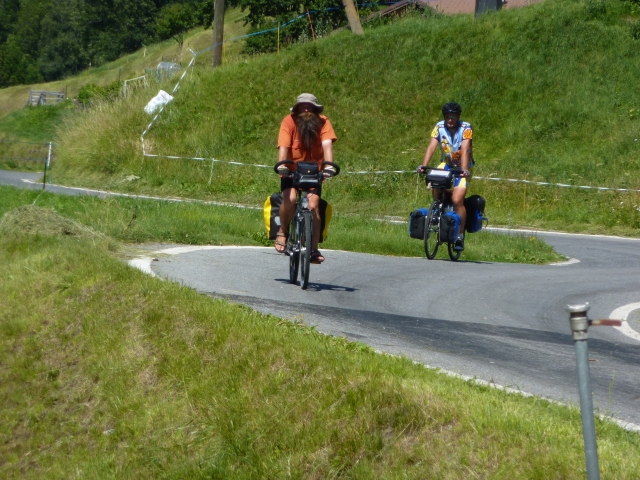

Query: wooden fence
left=25, top=90, right=65, bottom=107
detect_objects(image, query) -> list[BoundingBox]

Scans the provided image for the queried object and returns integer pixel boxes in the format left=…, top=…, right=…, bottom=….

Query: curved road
left=139, top=233, right=640, bottom=429
left=2, top=171, right=639, bottom=428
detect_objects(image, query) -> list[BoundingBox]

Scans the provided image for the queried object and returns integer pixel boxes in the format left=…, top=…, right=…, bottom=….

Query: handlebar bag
left=408, top=208, right=429, bottom=239
left=294, top=161, right=321, bottom=189
left=425, top=170, right=454, bottom=189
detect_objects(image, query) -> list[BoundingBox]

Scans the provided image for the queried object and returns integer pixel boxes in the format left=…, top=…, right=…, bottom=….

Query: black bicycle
left=274, top=160, right=340, bottom=289
left=420, top=167, right=465, bottom=261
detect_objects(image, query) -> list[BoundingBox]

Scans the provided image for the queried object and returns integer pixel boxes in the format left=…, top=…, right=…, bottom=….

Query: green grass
left=0, top=185, right=564, bottom=263
left=0, top=7, right=250, bottom=123
left=0, top=214, right=639, bottom=478
left=43, top=0, right=640, bottom=237
left=0, top=100, right=76, bottom=171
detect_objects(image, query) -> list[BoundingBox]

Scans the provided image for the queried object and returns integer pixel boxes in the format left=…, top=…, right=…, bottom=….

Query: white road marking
left=157, top=245, right=269, bottom=255
left=549, top=257, right=580, bottom=266
left=609, top=303, right=640, bottom=343
left=128, top=257, right=155, bottom=277
left=486, top=227, right=640, bottom=242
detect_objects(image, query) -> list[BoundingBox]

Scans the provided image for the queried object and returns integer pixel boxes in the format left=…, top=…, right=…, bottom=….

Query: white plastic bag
left=144, top=90, right=173, bottom=114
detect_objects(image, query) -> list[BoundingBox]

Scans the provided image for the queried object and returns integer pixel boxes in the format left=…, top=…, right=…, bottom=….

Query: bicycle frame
left=422, top=168, right=463, bottom=261
left=274, top=160, right=340, bottom=289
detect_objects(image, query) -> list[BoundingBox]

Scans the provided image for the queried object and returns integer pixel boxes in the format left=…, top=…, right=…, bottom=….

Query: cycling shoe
left=454, top=235, right=465, bottom=251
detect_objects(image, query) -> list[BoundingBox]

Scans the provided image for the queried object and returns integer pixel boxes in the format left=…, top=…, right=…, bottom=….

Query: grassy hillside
left=0, top=8, right=249, bottom=123
left=0, top=210, right=638, bottom=478
left=50, top=0, right=640, bottom=236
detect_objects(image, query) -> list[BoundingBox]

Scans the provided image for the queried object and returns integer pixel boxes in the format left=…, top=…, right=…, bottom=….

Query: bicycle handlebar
left=417, top=166, right=464, bottom=176
left=274, top=160, right=341, bottom=177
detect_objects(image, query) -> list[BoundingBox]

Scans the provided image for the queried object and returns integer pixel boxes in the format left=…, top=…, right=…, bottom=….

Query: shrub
left=77, top=81, right=122, bottom=107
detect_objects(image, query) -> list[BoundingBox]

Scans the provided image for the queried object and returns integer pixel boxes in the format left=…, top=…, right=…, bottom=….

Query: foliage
left=232, top=0, right=383, bottom=54
left=156, top=2, right=198, bottom=53
left=77, top=81, right=122, bottom=106
left=0, top=0, right=217, bottom=87
left=585, top=0, right=607, bottom=19
left=0, top=35, right=42, bottom=86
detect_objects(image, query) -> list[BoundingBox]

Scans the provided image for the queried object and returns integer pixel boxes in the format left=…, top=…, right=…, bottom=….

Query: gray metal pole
left=567, top=304, right=600, bottom=480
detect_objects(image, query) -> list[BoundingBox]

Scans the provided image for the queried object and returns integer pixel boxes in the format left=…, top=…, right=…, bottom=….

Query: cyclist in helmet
left=417, top=102, right=474, bottom=251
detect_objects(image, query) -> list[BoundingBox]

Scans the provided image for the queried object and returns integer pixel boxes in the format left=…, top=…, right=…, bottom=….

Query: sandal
left=274, top=232, right=288, bottom=254
left=310, top=250, right=325, bottom=264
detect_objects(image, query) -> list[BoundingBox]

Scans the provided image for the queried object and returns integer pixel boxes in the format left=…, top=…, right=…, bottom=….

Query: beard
left=294, top=111, right=323, bottom=153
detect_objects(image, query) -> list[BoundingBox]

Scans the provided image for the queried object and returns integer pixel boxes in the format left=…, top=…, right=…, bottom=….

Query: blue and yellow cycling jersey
left=430, top=120, right=474, bottom=168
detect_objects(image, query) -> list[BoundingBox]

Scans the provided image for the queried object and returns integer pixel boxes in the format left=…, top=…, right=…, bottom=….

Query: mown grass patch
left=0, top=185, right=564, bottom=264
left=0, top=208, right=638, bottom=478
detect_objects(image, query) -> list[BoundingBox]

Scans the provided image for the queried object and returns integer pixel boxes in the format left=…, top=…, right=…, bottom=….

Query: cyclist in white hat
left=275, top=93, right=337, bottom=264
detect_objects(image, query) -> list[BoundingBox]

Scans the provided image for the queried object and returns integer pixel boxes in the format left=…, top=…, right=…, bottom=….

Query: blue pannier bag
left=440, top=211, right=461, bottom=243
left=408, top=208, right=429, bottom=239
left=464, top=195, right=488, bottom=233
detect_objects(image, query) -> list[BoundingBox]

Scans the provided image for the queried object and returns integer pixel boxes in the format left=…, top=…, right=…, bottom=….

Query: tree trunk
left=212, top=0, right=225, bottom=67
left=342, top=0, right=364, bottom=35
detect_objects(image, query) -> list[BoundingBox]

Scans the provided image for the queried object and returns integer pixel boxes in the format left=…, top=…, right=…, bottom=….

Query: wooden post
left=342, top=0, right=364, bottom=35
left=212, top=0, right=225, bottom=67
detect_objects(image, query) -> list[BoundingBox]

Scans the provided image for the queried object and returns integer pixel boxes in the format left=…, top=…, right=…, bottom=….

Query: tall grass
left=50, top=0, right=640, bottom=236
left=0, top=225, right=638, bottom=478
left=0, top=186, right=564, bottom=263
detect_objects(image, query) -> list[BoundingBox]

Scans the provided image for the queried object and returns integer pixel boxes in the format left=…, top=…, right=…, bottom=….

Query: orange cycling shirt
left=277, top=114, right=337, bottom=170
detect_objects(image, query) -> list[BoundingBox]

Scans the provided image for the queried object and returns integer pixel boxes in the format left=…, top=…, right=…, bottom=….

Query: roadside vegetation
left=1, top=211, right=639, bottom=478
left=0, top=187, right=563, bottom=263
left=0, top=7, right=250, bottom=122
left=40, top=0, right=640, bottom=237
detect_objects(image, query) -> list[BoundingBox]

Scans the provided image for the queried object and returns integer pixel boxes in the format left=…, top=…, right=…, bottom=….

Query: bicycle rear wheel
left=299, top=210, right=312, bottom=290
left=288, top=219, right=299, bottom=284
left=424, top=201, right=440, bottom=259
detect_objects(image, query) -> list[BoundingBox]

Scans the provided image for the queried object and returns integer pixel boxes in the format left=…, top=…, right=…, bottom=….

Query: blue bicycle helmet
left=442, top=102, right=462, bottom=115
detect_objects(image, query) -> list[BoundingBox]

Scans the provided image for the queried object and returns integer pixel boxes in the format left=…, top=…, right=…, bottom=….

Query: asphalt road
left=2, top=170, right=639, bottom=428
left=139, top=234, right=640, bottom=429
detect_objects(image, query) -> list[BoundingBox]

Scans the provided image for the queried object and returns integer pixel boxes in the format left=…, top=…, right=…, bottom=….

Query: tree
left=0, top=34, right=42, bottom=87
left=0, top=0, right=22, bottom=44
left=84, top=0, right=159, bottom=65
left=156, top=2, right=197, bottom=59
left=38, top=0, right=89, bottom=80
left=228, top=0, right=374, bottom=53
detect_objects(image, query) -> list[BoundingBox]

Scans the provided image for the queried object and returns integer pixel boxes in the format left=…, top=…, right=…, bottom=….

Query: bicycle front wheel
left=300, top=210, right=312, bottom=290
left=288, top=219, right=299, bottom=284
left=447, top=241, right=461, bottom=262
left=424, top=201, right=440, bottom=260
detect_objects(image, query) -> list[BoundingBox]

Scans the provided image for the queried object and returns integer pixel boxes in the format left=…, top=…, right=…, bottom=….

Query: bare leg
left=307, top=192, right=322, bottom=253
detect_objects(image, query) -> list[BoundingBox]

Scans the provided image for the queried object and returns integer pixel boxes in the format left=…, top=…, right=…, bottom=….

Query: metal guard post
left=566, top=303, right=600, bottom=480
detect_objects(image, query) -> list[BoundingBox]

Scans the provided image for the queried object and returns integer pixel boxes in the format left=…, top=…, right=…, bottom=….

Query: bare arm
left=421, top=137, right=439, bottom=167
left=460, top=138, right=471, bottom=176
left=278, top=145, right=290, bottom=162
left=322, top=139, right=334, bottom=164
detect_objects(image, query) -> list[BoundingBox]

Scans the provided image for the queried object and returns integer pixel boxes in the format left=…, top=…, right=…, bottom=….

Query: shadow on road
left=274, top=278, right=358, bottom=293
